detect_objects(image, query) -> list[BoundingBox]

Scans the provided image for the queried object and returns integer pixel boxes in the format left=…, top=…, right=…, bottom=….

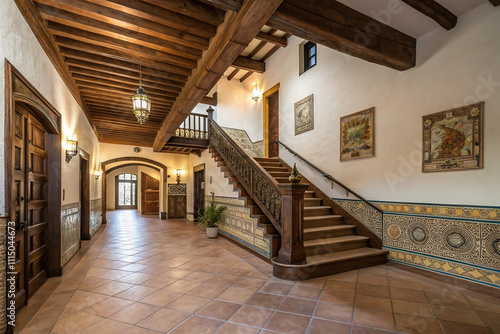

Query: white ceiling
left=336, top=0, right=489, bottom=37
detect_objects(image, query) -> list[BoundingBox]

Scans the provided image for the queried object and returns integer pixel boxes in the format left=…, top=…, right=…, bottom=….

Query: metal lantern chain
left=132, top=63, right=151, bottom=124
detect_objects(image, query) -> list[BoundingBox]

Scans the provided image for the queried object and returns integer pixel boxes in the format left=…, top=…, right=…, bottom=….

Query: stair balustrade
left=175, top=113, right=208, bottom=140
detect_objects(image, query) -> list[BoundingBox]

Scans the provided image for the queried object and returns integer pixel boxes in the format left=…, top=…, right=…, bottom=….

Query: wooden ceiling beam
left=61, top=51, right=187, bottom=84
left=56, top=37, right=193, bottom=76
left=200, top=92, right=218, bottom=106
left=239, top=71, right=254, bottom=82
left=75, top=81, right=176, bottom=101
left=85, top=0, right=217, bottom=38
left=197, top=0, right=242, bottom=12
left=141, top=0, right=224, bottom=26
left=231, top=56, right=265, bottom=73
left=33, top=0, right=209, bottom=50
left=37, top=4, right=202, bottom=59
left=80, top=90, right=174, bottom=108
left=13, top=0, right=99, bottom=138
left=70, top=68, right=182, bottom=94
left=227, top=68, right=240, bottom=80
left=261, top=32, right=291, bottom=62
left=255, top=31, right=287, bottom=47
left=85, top=100, right=172, bottom=113
left=401, top=0, right=457, bottom=30
left=99, top=137, right=155, bottom=147
left=153, top=0, right=284, bottom=151
left=65, top=59, right=185, bottom=88
left=82, top=93, right=174, bottom=109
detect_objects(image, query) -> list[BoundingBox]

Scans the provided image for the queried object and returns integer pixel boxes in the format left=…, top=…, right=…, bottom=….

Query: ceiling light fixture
left=132, top=63, right=151, bottom=124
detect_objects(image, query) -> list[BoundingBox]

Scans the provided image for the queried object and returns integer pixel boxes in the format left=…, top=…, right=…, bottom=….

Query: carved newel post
left=278, top=164, right=308, bottom=264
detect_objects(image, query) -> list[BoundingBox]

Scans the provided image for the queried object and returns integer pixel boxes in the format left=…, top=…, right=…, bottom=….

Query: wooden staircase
left=209, top=148, right=281, bottom=256
left=255, top=157, right=388, bottom=279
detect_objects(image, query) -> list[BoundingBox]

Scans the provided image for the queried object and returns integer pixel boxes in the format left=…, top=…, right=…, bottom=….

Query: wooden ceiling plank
left=37, top=4, right=202, bottom=59
left=197, top=0, right=242, bottom=12
left=86, top=100, right=172, bottom=114
left=247, top=28, right=277, bottom=59
left=260, top=33, right=291, bottom=62
left=239, top=71, right=254, bottom=82
left=33, top=0, right=209, bottom=50
left=227, top=68, right=240, bottom=80
left=401, top=0, right=457, bottom=30
left=255, top=31, right=287, bottom=47
left=81, top=91, right=175, bottom=108
left=61, top=50, right=188, bottom=83
left=231, top=56, right=265, bottom=73
left=55, top=37, right=193, bottom=76
left=80, top=87, right=176, bottom=103
left=13, top=0, right=99, bottom=138
left=141, top=0, right=224, bottom=26
left=153, top=0, right=285, bottom=151
left=267, top=0, right=416, bottom=71
left=75, top=81, right=177, bottom=101
left=84, top=0, right=217, bottom=38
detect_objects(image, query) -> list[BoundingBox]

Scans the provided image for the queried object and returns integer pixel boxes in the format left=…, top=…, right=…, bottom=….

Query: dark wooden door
left=141, top=172, right=159, bottom=215
left=193, top=170, right=205, bottom=220
left=267, top=91, right=279, bottom=157
left=80, top=156, right=90, bottom=240
left=168, top=196, right=186, bottom=219
left=11, top=104, right=49, bottom=309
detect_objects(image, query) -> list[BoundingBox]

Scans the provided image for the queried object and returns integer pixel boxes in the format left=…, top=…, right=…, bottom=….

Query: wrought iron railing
left=175, top=113, right=208, bottom=140
left=209, top=120, right=283, bottom=233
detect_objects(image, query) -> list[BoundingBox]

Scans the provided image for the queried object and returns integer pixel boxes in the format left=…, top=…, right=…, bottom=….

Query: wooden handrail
left=275, top=139, right=384, bottom=215
left=209, top=120, right=283, bottom=234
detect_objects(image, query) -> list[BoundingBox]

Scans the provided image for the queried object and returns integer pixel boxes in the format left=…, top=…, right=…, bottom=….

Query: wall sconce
left=94, top=170, right=103, bottom=180
left=176, top=169, right=182, bottom=184
left=65, top=135, right=78, bottom=163
left=251, top=79, right=261, bottom=101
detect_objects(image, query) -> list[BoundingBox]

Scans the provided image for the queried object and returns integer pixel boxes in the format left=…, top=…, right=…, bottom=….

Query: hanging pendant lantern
left=132, top=64, right=151, bottom=124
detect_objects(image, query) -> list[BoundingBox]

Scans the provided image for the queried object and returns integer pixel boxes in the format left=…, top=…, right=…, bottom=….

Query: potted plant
left=197, top=202, right=227, bottom=238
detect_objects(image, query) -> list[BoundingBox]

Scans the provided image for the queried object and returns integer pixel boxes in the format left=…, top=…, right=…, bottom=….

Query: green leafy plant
left=197, top=202, right=227, bottom=228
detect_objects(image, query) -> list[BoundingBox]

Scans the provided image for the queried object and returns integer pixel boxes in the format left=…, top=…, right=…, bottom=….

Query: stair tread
left=307, top=248, right=389, bottom=265
left=304, top=225, right=355, bottom=233
left=304, top=206, right=332, bottom=209
left=304, top=215, right=343, bottom=220
left=304, top=235, right=369, bottom=247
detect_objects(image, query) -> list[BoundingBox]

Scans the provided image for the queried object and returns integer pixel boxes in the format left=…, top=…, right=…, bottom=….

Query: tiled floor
left=16, top=210, right=500, bottom=334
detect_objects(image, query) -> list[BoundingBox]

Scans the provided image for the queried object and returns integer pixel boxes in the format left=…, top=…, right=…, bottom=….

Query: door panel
left=267, top=92, right=279, bottom=157
left=141, top=172, right=159, bottom=215
left=168, top=196, right=186, bottom=219
left=193, top=170, right=205, bottom=220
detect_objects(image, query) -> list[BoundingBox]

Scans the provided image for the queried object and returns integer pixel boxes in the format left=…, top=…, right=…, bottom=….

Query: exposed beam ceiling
left=152, top=0, right=285, bottom=151
left=402, top=0, right=457, bottom=30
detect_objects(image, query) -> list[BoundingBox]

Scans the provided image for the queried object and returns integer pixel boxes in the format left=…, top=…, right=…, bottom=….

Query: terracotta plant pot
left=206, top=227, right=218, bottom=238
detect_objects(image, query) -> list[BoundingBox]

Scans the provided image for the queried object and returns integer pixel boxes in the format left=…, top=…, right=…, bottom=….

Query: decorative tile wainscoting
left=61, top=203, right=80, bottom=266
left=209, top=196, right=272, bottom=258
left=334, top=199, right=500, bottom=288
left=0, top=217, right=7, bottom=333
left=90, top=199, right=102, bottom=237
left=222, top=127, right=264, bottom=158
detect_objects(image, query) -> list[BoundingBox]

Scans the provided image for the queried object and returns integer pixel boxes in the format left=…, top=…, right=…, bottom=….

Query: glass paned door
left=116, top=174, right=137, bottom=209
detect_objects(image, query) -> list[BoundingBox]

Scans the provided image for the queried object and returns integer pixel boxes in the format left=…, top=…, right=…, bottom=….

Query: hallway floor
left=17, top=210, right=500, bottom=334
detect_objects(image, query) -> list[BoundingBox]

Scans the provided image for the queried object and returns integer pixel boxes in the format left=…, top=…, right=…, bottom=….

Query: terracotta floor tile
left=91, top=281, right=135, bottom=296
left=294, top=278, right=327, bottom=290
left=357, top=284, right=390, bottom=298
left=245, top=270, right=271, bottom=280
left=288, top=285, right=322, bottom=300
left=358, top=267, right=387, bottom=277
left=358, top=275, right=389, bottom=287
left=353, top=308, right=396, bottom=331
left=324, top=281, right=356, bottom=293
left=259, top=281, right=293, bottom=295
left=394, top=313, right=443, bottom=334
left=467, top=296, right=500, bottom=314
left=355, top=295, right=392, bottom=313
left=115, top=285, right=158, bottom=301
left=77, top=276, right=112, bottom=291
left=388, top=277, right=422, bottom=291
left=229, top=305, right=274, bottom=327
left=222, top=268, right=252, bottom=277
left=139, top=288, right=182, bottom=307
left=121, top=326, right=161, bottom=334
left=137, top=308, right=190, bottom=332
left=320, top=290, right=355, bottom=306
left=439, top=320, right=493, bottom=334
left=328, top=271, right=359, bottom=283
left=196, top=300, right=242, bottom=320
left=233, top=278, right=266, bottom=291
left=392, top=299, right=435, bottom=318
left=207, top=274, right=242, bottom=286
left=162, top=279, right=201, bottom=293
left=426, top=290, right=472, bottom=309
left=183, top=271, right=216, bottom=282
left=216, top=322, right=260, bottom=334
left=166, top=294, right=211, bottom=313
left=188, top=283, right=227, bottom=298
left=51, top=311, right=104, bottom=334
left=169, top=315, right=223, bottom=334
left=138, top=266, right=171, bottom=276
left=81, top=296, right=134, bottom=317
left=117, top=272, right=156, bottom=285
left=435, top=306, right=486, bottom=326
left=77, top=318, right=132, bottom=334
left=141, top=275, right=179, bottom=289
left=163, top=268, right=193, bottom=278
left=109, top=302, right=161, bottom=324
left=307, top=318, right=351, bottom=334
left=265, top=311, right=311, bottom=334
left=390, top=287, right=428, bottom=303
left=351, top=325, right=396, bottom=334
left=314, top=301, right=353, bottom=323
left=246, top=292, right=284, bottom=309
left=479, top=311, right=500, bottom=328
left=278, top=296, right=317, bottom=316
left=64, top=290, right=109, bottom=311
left=199, top=263, right=230, bottom=274
left=216, top=287, right=255, bottom=304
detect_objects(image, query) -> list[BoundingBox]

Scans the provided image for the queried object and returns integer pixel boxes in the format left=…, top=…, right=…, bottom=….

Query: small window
left=304, top=42, right=317, bottom=72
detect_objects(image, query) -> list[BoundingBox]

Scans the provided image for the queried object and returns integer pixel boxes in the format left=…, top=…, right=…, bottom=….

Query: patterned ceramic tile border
left=223, top=127, right=265, bottom=158
left=208, top=196, right=271, bottom=258
left=90, top=199, right=102, bottom=237
left=61, top=203, right=80, bottom=265
left=0, top=217, right=7, bottom=333
left=333, top=198, right=500, bottom=288
left=334, top=199, right=383, bottom=237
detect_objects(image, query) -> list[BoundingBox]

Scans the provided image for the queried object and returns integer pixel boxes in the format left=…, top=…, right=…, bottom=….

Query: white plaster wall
left=0, top=1, right=100, bottom=214
left=229, top=3, right=500, bottom=207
